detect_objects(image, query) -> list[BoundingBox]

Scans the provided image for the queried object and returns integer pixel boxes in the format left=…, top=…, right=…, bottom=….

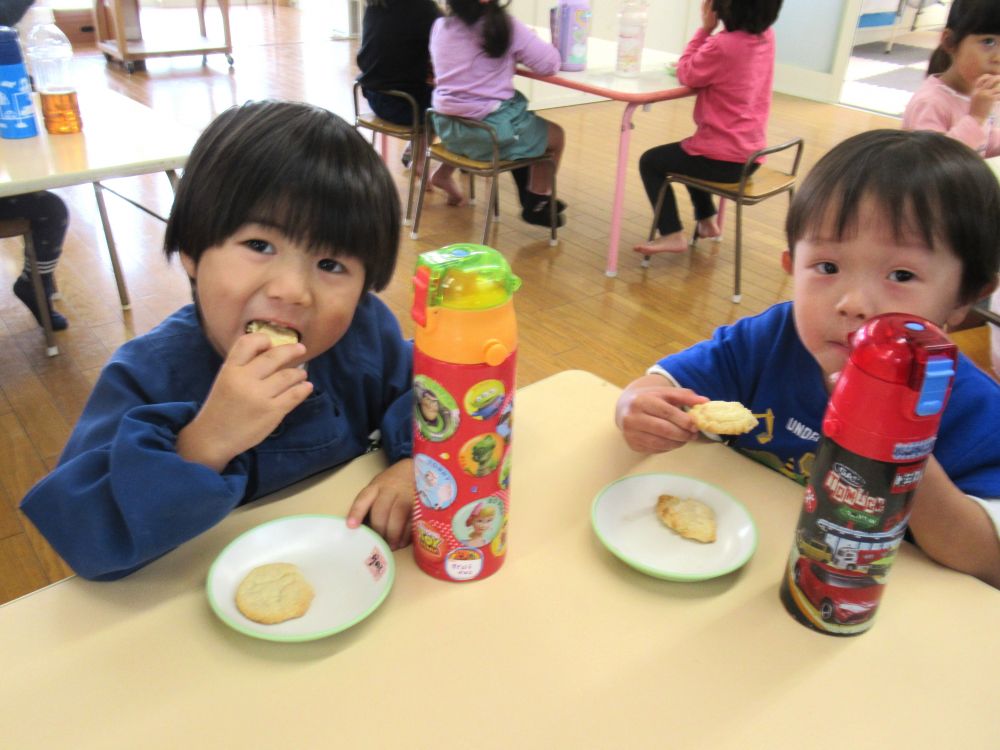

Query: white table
left=520, top=64, right=692, bottom=277
left=2, top=370, right=998, bottom=748
left=0, top=88, right=198, bottom=330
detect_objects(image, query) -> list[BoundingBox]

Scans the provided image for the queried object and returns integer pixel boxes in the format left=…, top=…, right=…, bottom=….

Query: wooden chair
left=0, top=218, right=58, bottom=356
left=642, top=138, right=805, bottom=303
left=352, top=82, right=421, bottom=226
left=409, top=109, right=559, bottom=247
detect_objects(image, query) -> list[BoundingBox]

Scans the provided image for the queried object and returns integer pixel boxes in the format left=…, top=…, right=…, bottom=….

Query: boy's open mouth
left=245, top=320, right=301, bottom=346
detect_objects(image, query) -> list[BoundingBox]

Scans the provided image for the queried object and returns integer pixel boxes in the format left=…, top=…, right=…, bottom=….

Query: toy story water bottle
left=780, top=314, right=957, bottom=636
left=411, top=244, right=521, bottom=582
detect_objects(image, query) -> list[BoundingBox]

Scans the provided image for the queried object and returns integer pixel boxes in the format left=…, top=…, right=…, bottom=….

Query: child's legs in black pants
left=0, top=191, right=68, bottom=276
left=638, top=142, right=749, bottom=237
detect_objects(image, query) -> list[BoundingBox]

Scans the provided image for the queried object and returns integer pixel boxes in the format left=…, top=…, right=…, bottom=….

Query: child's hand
left=701, top=0, right=719, bottom=33
left=177, top=333, right=312, bottom=472
left=615, top=375, right=708, bottom=453
left=970, top=74, right=1000, bottom=122
left=347, top=458, right=414, bottom=550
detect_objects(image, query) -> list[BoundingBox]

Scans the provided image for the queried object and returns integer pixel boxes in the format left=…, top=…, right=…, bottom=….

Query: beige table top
left=0, top=88, right=197, bottom=197
left=3, top=370, right=998, bottom=748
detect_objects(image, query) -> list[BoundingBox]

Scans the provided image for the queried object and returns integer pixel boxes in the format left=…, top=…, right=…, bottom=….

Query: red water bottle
left=780, top=313, right=957, bottom=635
left=410, top=244, right=521, bottom=582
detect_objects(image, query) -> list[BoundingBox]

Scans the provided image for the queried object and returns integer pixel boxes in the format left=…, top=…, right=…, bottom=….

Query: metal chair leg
left=733, top=200, right=743, bottom=304
left=481, top=175, right=499, bottom=245
left=409, top=151, right=434, bottom=240
left=402, top=136, right=417, bottom=226
left=549, top=167, right=559, bottom=246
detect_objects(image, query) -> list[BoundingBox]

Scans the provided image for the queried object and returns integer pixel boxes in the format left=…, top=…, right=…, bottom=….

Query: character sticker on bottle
left=415, top=454, right=458, bottom=510
left=453, top=496, right=504, bottom=549
left=414, top=375, right=460, bottom=442
left=458, top=432, right=504, bottom=477
left=464, top=379, right=505, bottom=420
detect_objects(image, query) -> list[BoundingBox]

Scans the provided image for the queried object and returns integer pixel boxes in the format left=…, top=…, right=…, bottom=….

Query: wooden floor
left=1, top=5, right=985, bottom=603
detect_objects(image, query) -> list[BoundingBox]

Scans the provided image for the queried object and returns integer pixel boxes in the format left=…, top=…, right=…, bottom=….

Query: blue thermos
left=0, top=26, right=39, bottom=139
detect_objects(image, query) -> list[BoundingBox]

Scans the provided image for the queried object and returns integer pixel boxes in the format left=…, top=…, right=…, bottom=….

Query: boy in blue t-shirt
left=21, top=101, right=415, bottom=580
left=616, top=130, right=1000, bottom=588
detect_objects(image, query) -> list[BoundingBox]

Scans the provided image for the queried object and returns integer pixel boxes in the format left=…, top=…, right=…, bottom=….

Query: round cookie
left=235, top=562, right=314, bottom=625
left=688, top=400, right=757, bottom=435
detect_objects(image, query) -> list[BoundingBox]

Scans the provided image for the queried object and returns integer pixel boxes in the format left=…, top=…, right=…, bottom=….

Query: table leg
left=606, top=102, right=640, bottom=278
left=166, top=169, right=180, bottom=193
left=93, top=182, right=132, bottom=311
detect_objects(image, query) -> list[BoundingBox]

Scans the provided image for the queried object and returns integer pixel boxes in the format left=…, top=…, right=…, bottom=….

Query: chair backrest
left=352, top=81, right=420, bottom=133
left=425, top=108, right=505, bottom=169
left=737, top=137, right=805, bottom=195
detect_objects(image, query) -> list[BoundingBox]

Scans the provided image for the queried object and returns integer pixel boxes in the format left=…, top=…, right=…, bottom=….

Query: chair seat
left=0, top=218, right=31, bottom=238
left=428, top=143, right=551, bottom=172
left=666, top=166, right=796, bottom=202
left=356, top=115, right=417, bottom=138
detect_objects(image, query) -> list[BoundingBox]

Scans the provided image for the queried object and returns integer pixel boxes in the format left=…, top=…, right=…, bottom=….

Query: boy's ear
left=179, top=252, right=197, bottom=279
left=781, top=250, right=793, bottom=275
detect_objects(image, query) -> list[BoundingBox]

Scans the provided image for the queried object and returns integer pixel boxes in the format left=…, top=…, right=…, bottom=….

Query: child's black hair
left=446, top=0, right=511, bottom=58
left=164, top=100, right=400, bottom=292
left=713, top=0, right=783, bottom=35
left=786, top=129, right=1000, bottom=304
left=928, top=0, right=1000, bottom=75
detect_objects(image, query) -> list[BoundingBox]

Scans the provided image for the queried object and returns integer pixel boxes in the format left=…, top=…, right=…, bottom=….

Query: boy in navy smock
left=21, top=101, right=415, bottom=580
left=616, top=130, right=1000, bottom=588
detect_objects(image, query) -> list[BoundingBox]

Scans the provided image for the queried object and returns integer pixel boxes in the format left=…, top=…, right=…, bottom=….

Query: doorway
left=839, top=0, right=951, bottom=116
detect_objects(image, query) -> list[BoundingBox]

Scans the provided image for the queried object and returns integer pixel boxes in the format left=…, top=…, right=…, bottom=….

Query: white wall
left=512, top=0, right=882, bottom=105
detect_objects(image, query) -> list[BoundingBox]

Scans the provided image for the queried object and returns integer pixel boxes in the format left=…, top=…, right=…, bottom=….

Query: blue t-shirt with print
left=657, top=302, right=1000, bottom=499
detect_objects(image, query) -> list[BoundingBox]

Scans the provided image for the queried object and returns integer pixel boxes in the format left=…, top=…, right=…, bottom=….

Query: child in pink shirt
left=635, top=0, right=780, bottom=255
left=902, top=0, right=1000, bottom=158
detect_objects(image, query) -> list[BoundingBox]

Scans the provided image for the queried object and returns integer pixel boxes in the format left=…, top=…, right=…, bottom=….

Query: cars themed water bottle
left=411, top=244, right=521, bottom=582
left=550, top=0, right=591, bottom=72
left=780, top=313, right=957, bottom=636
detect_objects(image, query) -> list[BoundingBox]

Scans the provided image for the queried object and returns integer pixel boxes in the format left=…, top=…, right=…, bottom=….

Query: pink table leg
left=605, top=102, right=640, bottom=277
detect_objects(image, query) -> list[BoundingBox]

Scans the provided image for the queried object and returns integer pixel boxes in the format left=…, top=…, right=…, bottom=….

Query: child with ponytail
left=429, top=0, right=567, bottom=225
left=902, top=0, right=1000, bottom=157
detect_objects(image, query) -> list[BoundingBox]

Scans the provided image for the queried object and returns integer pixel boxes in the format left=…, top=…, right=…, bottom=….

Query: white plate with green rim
left=591, top=473, right=757, bottom=582
left=206, top=514, right=394, bottom=642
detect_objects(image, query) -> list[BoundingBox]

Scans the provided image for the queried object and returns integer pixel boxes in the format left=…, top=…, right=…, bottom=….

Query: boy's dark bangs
left=241, top=152, right=383, bottom=259
left=789, top=130, right=1000, bottom=302
left=797, top=142, right=939, bottom=249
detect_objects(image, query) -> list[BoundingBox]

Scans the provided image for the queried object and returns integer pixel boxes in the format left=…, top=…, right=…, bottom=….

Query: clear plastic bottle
left=25, top=17, right=81, bottom=135
left=615, top=0, right=648, bottom=77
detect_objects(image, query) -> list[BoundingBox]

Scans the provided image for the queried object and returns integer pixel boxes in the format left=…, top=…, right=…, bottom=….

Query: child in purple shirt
left=429, top=0, right=567, bottom=226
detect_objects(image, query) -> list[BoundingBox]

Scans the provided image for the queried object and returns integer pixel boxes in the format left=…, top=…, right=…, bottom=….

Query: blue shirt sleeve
left=20, top=354, right=251, bottom=581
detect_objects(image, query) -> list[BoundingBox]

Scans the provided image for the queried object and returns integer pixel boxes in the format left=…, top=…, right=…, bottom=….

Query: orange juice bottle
left=410, top=244, right=521, bottom=582
left=26, top=21, right=82, bottom=135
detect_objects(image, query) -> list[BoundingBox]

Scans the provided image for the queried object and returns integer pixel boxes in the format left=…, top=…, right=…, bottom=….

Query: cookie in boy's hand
left=245, top=320, right=300, bottom=347
left=235, top=562, right=314, bottom=624
left=655, top=494, right=716, bottom=543
left=688, top=400, right=757, bottom=435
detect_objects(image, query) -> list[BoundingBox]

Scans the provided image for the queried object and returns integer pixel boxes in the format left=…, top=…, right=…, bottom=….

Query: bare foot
left=634, top=232, right=689, bottom=254
left=696, top=217, right=721, bottom=239
left=430, top=169, right=465, bottom=206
